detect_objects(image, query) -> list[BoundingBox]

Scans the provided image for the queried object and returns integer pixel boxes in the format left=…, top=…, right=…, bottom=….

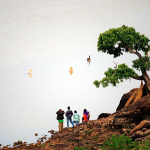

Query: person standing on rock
left=82, top=109, right=90, bottom=122
left=56, top=109, right=65, bottom=132
left=73, top=110, right=80, bottom=126
left=65, top=106, right=73, bottom=127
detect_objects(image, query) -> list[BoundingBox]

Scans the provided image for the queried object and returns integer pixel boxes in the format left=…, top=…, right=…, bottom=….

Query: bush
left=73, top=147, right=89, bottom=150
left=139, top=139, right=150, bottom=150
left=101, top=134, right=139, bottom=150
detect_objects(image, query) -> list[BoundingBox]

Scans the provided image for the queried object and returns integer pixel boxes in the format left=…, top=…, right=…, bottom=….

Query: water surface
left=0, top=0, right=150, bottom=146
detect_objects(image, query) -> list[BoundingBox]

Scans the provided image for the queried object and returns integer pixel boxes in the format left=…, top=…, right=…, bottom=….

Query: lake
left=0, top=0, right=150, bottom=147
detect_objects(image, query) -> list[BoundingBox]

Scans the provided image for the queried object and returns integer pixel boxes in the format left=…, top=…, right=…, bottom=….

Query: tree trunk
left=142, top=73, right=150, bottom=95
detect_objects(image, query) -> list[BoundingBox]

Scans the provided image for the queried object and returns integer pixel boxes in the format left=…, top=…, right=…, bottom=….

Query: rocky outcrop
left=1, top=92, right=150, bottom=150
left=97, top=113, right=111, bottom=119
left=116, top=88, right=137, bottom=111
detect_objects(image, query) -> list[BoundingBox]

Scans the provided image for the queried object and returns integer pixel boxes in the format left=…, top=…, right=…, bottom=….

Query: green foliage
left=94, top=63, right=138, bottom=88
left=84, top=130, right=88, bottom=134
left=73, top=147, right=89, bottom=150
left=139, top=139, right=150, bottom=150
left=89, top=129, right=95, bottom=133
left=97, top=25, right=150, bottom=58
left=132, top=56, right=150, bottom=71
left=101, top=134, right=139, bottom=150
left=95, top=25, right=150, bottom=88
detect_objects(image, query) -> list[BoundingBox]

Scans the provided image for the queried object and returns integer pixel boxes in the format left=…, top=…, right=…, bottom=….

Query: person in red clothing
left=82, top=109, right=90, bottom=122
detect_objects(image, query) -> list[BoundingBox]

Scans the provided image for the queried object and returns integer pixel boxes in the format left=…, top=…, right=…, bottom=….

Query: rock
left=35, top=133, right=38, bottom=136
left=2, top=146, right=8, bottom=149
left=21, top=143, right=26, bottom=146
left=13, top=142, right=18, bottom=146
left=97, top=113, right=111, bottom=119
left=145, top=123, right=150, bottom=129
left=135, top=137, right=144, bottom=141
left=80, top=128, right=83, bottom=131
left=113, top=95, right=150, bottom=127
left=41, top=136, right=47, bottom=140
left=116, top=88, right=137, bottom=111
left=74, top=137, right=79, bottom=141
left=121, top=128, right=127, bottom=134
left=143, top=129, right=150, bottom=136
left=68, top=128, right=73, bottom=132
left=142, top=128, right=147, bottom=132
left=49, top=130, right=54, bottom=134
left=63, top=127, right=68, bottom=131
left=18, top=140, right=22, bottom=144
left=41, top=138, right=44, bottom=142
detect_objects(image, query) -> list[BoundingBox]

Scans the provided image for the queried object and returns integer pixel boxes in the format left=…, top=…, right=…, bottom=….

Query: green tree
left=94, top=25, right=150, bottom=94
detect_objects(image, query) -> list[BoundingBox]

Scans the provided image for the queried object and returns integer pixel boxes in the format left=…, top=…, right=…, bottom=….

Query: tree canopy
left=94, top=25, right=150, bottom=88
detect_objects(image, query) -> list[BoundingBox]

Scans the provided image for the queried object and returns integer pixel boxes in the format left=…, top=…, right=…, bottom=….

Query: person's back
left=73, top=110, right=80, bottom=126
left=82, top=109, right=90, bottom=122
left=66, top=109, right=73, bottom=118
left=65, top=106, right=73, bottom=127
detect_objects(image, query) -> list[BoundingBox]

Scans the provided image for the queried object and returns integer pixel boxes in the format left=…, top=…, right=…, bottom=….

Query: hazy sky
left=0, top=0, right=150, bottom=146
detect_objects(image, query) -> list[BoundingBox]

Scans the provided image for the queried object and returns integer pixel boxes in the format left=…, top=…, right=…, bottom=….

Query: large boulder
left=97, top=113, right=111, bottom=119
left=109, top=94, right=150, bottom=128
left=116, top=88, right=138, bottom=111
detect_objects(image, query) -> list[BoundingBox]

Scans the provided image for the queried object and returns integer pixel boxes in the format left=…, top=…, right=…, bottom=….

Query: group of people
left=56, top=106, right=90, bottom=132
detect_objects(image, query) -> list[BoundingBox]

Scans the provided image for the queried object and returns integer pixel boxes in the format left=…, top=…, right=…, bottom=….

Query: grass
left=89, top=129, right=95, bottom=134
left=84, top=130, right=88, bottom=134
left=73, top=147, right=89, bottom=150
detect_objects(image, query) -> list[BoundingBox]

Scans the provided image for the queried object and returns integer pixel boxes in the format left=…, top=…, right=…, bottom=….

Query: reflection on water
left=28, top=69, right=33, bottom=78
left=69, top=67, right=73, bottom=76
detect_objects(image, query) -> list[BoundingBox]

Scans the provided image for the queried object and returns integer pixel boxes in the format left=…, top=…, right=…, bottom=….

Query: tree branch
left=100, top=61, right=118, bottom=82
left=116, top=42, right=142, bottom=58
left=125, top=46, right=142, bottom=58
left=130, top=76, right=143, bottom=80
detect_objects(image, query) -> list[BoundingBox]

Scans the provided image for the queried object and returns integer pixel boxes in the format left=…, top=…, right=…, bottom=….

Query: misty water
left=0, top=0, right=150, bottom=147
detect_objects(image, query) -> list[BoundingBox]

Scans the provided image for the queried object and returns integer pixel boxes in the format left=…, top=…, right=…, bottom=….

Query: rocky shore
left=1, top=88, right=150, bottom=150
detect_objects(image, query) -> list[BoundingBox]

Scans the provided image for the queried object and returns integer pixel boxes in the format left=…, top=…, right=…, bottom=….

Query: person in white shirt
left=73, top=110, right=80, bottom=126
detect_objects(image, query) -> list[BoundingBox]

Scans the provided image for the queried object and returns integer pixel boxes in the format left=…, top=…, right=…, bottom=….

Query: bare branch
left=125, top=46, right=142, bottom=58
left=100, top=61, right=118, bottom=82
left=130, top=76, right=143, bottom=80
left=116, top=42, right=142, bottom=58
left=113, top=61, right=118, bottom=69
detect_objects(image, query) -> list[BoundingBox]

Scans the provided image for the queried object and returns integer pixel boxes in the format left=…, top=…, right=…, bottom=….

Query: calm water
left=0, top=0, right=150, bottom=147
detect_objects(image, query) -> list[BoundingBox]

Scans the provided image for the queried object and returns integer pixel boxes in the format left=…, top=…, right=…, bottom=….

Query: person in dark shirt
left=56, top=109, right=65, bottom=132
left=65, top=106, right=73, bottom=128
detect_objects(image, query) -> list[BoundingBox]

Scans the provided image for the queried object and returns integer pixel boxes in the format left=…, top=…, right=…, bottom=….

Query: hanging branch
left=116, top=42, right=142, bottom=58
left=100, top=61, right=118, bottom=82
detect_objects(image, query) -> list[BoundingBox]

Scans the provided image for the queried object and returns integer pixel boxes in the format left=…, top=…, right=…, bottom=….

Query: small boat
left=69, top=67, right=73, bottom=76
left=28, top=69, right=33, bottom=74
left=28, top=69, right=33, bottom=78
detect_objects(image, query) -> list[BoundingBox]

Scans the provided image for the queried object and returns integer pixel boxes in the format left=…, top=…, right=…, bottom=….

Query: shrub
left=139, top=139, right=150, bottom=150
left=84, top=130, right=88, bottom=134
left=102, top=134, right=139, bottom=150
